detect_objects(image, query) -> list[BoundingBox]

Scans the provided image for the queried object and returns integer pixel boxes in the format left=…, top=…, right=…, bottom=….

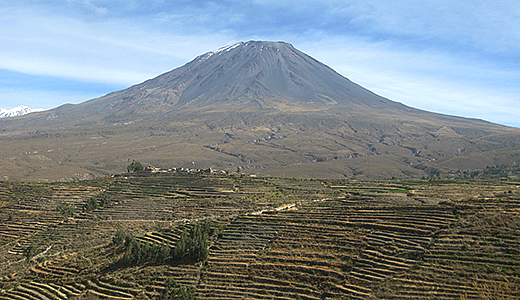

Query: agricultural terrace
left=0, top=171, right=519, bottom=299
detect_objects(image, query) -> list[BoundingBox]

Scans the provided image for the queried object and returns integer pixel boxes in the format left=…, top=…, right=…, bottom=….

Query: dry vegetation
left=3, top=108, right=520, bottom=182
left=0, top=171, right=519, bottom=299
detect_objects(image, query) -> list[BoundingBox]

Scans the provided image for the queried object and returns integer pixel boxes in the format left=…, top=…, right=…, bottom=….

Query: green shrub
left=83, top=196, right=98, bottom=212
left=23, top=243, right=39, bottom=261
left=159, top=278, right=195, bottom=300
left=112, top=230, right=130, bottom=248
left=127, top=160, right=144, bottom=173
left=56, top=202, right=75, bottom=217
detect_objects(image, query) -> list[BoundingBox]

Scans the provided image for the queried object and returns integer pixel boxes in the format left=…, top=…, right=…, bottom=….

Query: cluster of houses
left=143, top=166, right=231, bottom=175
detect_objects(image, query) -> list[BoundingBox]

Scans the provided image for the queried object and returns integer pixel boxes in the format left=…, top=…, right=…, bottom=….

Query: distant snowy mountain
left=0, top=105, right=44, bottom=118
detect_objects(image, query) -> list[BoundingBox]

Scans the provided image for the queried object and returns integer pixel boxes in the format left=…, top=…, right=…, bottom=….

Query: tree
left=159, top=278, right=195, bottom=300
left=172, top=230, right=189, bottom=260
left=127, top=160, right=144, bottom=173
left=112, top=221, right=211, bottom=268
left=154, top=243, right=171, bottom=263
left=113, top=230, right=171, bottom=266
left=112, top=230, right=129, bottom=248
left=188, top=223, right=209, bottom=262
left=172, top=221, right=210, bottom=262
left=56, top=202, right=75, bottom=217
left=83, top=196, right=98, bottom=212
left=23, top=243, right=38, bottom=261
left=99, top=195, right=110, bottom=207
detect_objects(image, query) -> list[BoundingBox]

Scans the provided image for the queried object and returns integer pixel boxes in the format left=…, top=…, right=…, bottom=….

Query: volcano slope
left=1, top=41, right=520, bottom=181
left=0, top=171, right=519, bottom=299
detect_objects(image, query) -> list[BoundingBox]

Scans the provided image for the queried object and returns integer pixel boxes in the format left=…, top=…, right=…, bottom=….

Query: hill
left=1, top=41, right=520, bottom=181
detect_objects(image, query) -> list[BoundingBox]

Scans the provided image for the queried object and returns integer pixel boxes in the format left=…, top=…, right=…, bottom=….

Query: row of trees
left=113, top=230, right=171, bottom=265
left=427, top=165, right=520, bottom=181
left=173, top=221, right=210, bottom=262
left=112, top=221, right=211, bottom=267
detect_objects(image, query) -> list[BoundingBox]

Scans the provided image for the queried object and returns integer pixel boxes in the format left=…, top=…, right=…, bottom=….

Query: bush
left=56, top=202, right=75, bottom=217
left=112, top=230, right=130, bottom=248
left=83, top=196, right=98, bottom=212
left=98, top=195, right=110, bottom=207
left=23, top=243, right=39, bottom=261
left=159, top=278, right=195, bottom=300
left=127, top=160, right=144, bottom=173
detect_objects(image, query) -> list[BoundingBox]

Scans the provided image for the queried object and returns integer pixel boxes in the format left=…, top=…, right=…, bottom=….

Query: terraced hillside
left=1, top=171, right=519, bottom=299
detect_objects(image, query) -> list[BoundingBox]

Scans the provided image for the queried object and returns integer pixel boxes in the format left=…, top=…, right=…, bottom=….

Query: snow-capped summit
left=0, top=105, right=44, bottom=118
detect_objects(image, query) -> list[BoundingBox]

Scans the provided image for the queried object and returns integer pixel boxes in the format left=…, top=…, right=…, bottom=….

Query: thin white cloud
left=333, top=0, right=520, bottom=56
left=68, top=0, right=109, bottom=16
left=296, top=35, right=520, bottom=127
left=0, top=4, right=234, bottom=85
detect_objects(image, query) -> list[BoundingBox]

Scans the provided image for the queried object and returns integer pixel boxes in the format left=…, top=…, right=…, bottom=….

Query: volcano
left=1, top=41, right=520, bottom=181
left=84, top=41, right=403, bottom=111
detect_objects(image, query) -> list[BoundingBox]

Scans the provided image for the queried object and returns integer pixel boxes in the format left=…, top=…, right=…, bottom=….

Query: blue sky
left=1, top=0, right=519, bottom=127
